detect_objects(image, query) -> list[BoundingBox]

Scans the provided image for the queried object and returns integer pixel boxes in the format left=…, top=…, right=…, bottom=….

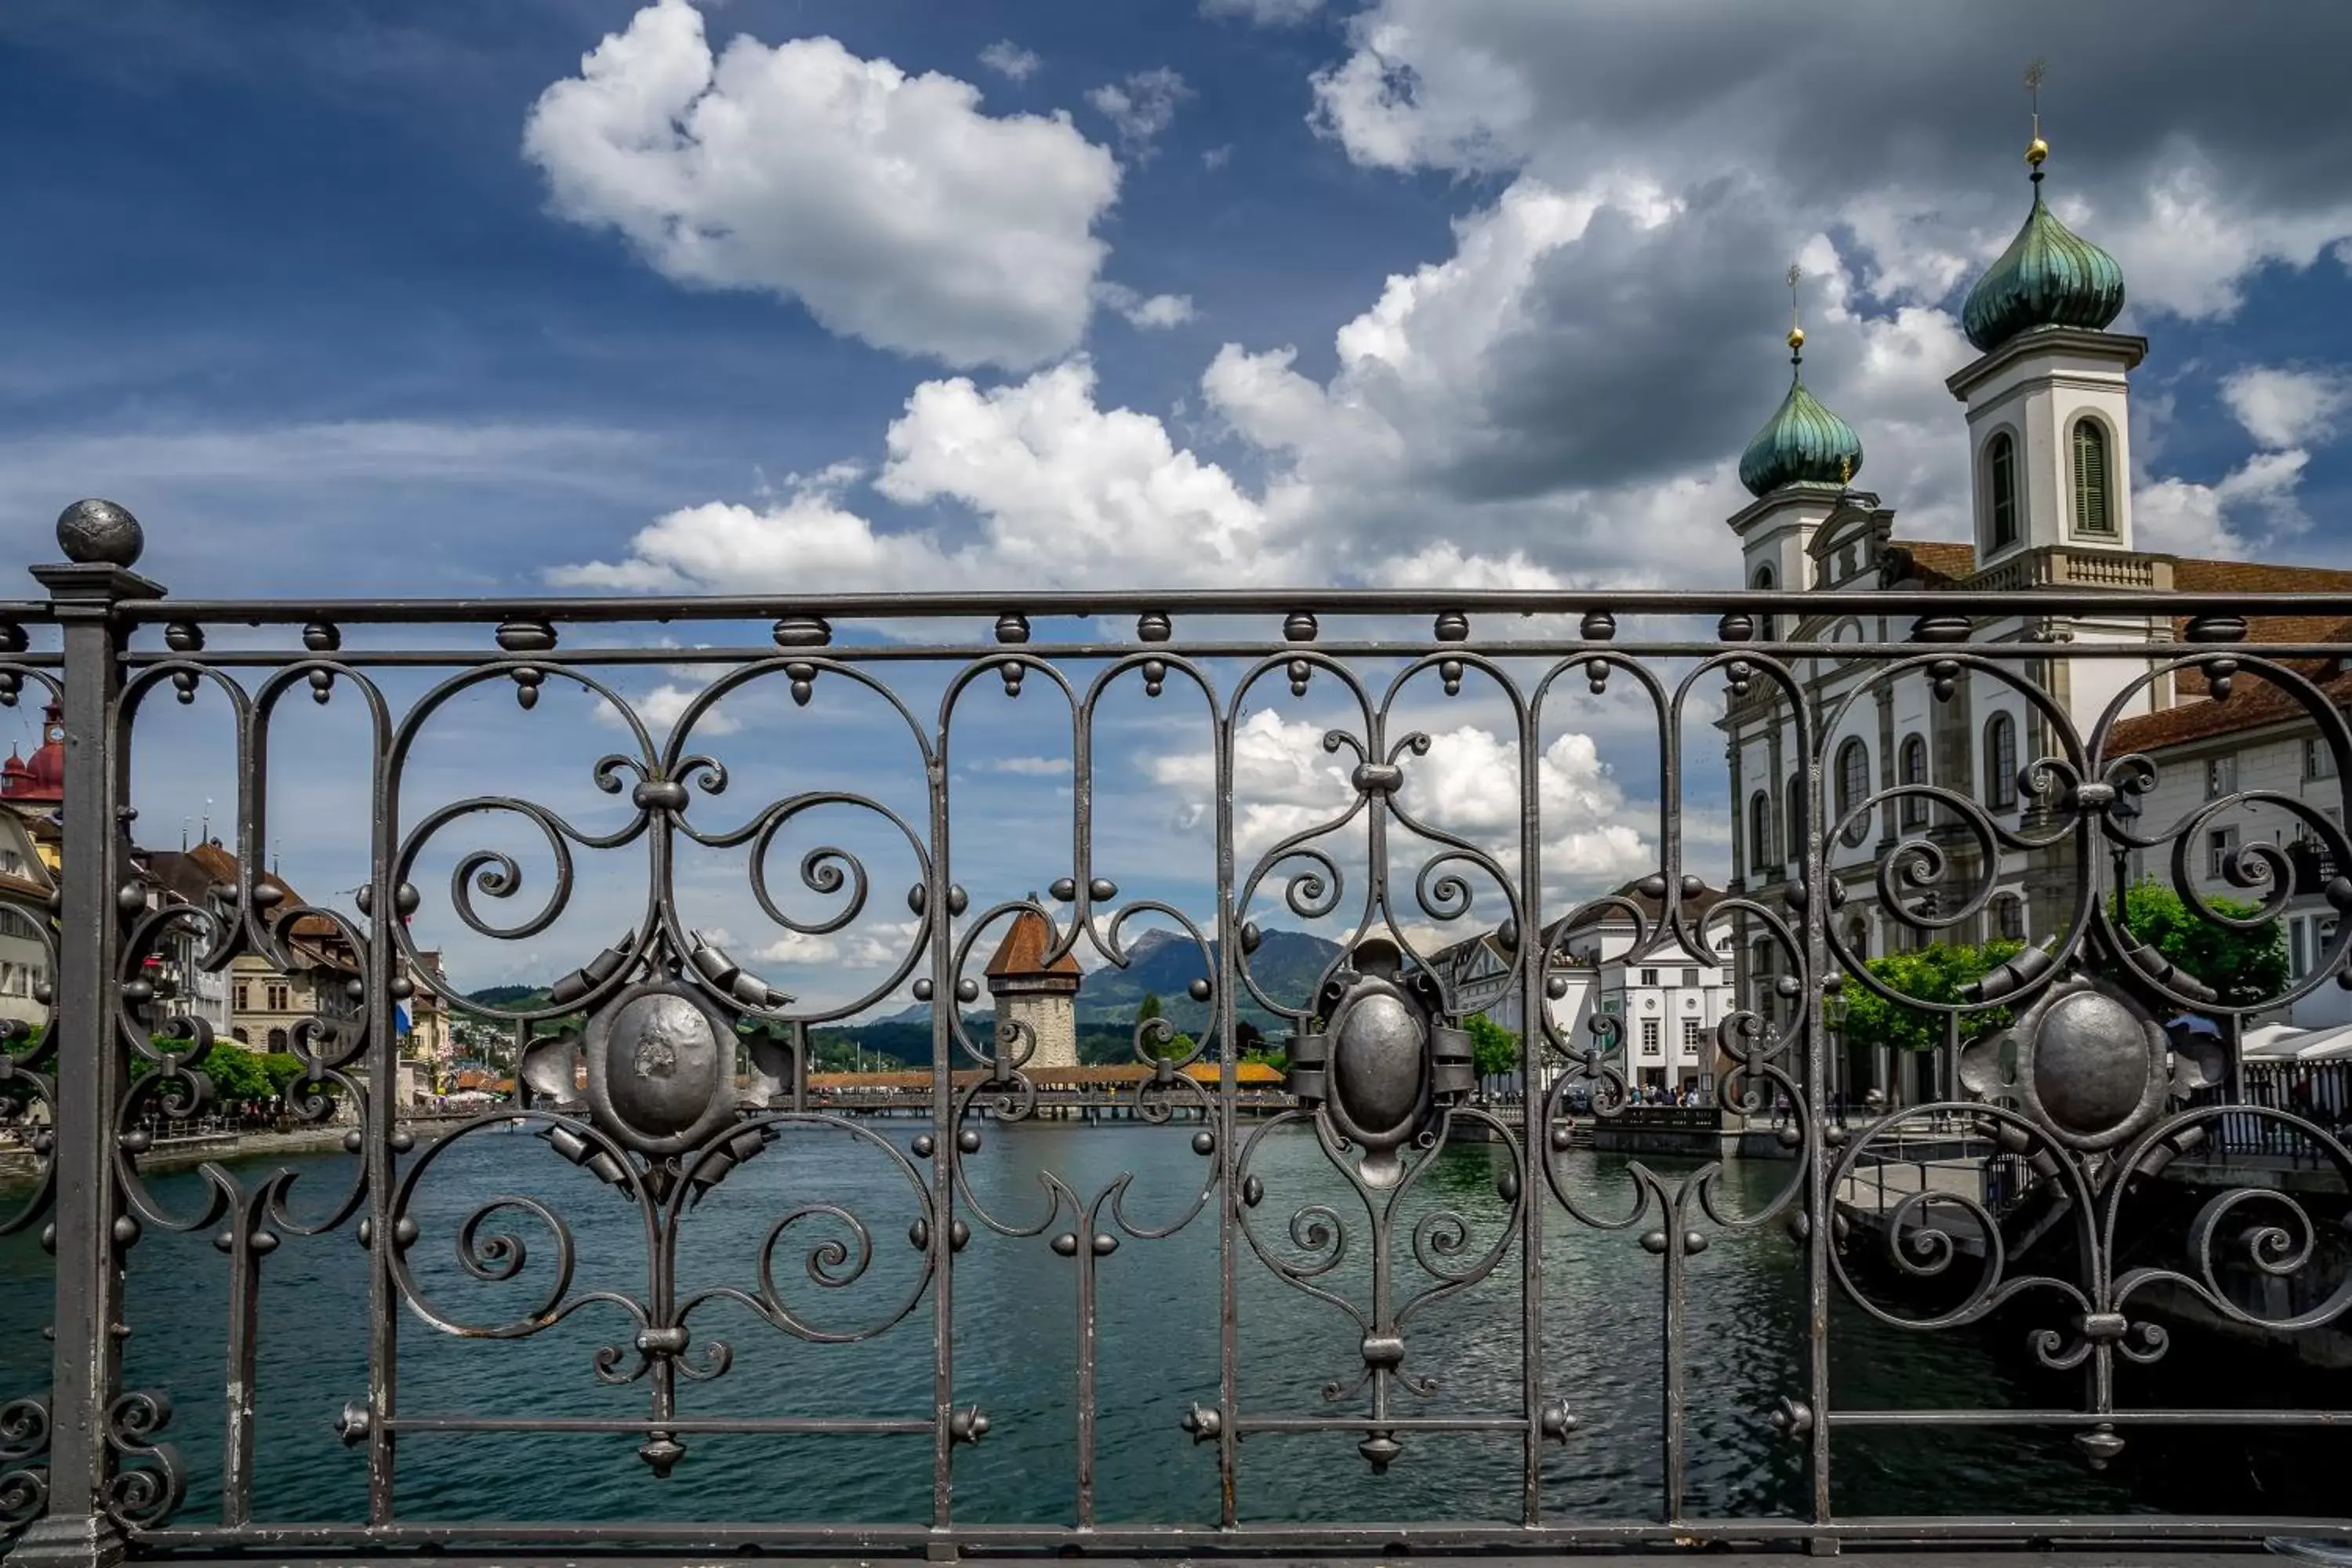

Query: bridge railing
left=7, top=499, right=2352, bottom=1561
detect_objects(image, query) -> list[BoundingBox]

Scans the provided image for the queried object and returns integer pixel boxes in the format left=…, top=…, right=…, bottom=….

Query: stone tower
left=985, top=903, right=1081, bottom=1071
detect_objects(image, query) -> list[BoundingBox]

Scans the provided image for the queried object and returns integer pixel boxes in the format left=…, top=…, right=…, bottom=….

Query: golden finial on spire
left=1838, top=454, right=1853, bottom=487
left=1785, top=262, right=1806, bottom=355
left=2024, top=57, right=2049, bottom=168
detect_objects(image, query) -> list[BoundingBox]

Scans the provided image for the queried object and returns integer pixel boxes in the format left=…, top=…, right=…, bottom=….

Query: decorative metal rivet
left=112, top=1215, right=140, bottom=1247
left=1283, top=610, right=1318, bottom=643
left=1545, top=975, right=1569, bottom=1000
left=1138, top=611, right=1171, bottom=643
left=908, top=1218, right=931, bottom=1250
left=947, top=886, right=969, bottom=916
left=2184, top=613, right=2248, bottom=644
left=1242, top=1174, right=1264, bottom=1207
left=336, top=1402, right=370, bottom=1448
left=1288, top=658, right=1311, bottom=697
left=1910, top=614, right=1971, bottom=644
left=1240, top=922, right=1261, bottom=953
left=1192, top=1130, right=1215, bottom=1156
left=390, top=976, right=414, bottom=1000
left=356, top=1219, right=371, bottom=1247
left=1684, top=1231, right=1708, bottom=1254
left=957, top=1129, right=982, bottom=1154
left=1636, top=873, right=1668, bottom=900
left=389, top=1129, right=416, bottom=1154
left=1000, top=657, right=1025, bottom=697
left=311, top=666, right=338, bottom=703
left=2074, top=1424, right=2125, bottom=1470
left=949, top=1406, right=989, bottom=1444
left=1089, top=877, right=1116, bottom=902
left=391, top=1218, right=419, bottom=1249
left=949, top=1220, right=970, bottom=1251
left=1051, top=1232, right=1078, bottom=1257
left=1496, top=1168, right=1521, bottom=1203
left=342, top=1130, right=365, bottom=1153
left=1434, top=609, right=1469, bottom=642
left=638, top=1436, right=686, bottom=1477
left=1188, top=978, right=1211, bottom=1002
left=303, top=621, right=342, bottom=653
left=956, top=978, right=978, bottom=1004
left=0, top=622, right=26, bottom=654
left=1540, top=1398, right=1577, bottom=1442
left=511, top=666, right=544, bottom=710
left=912, top=1133, right=935, bottom=1158
left=165, top=621, right=205, bottom=653
left=994, top=612, right=1030, bottom=645
left=1180, top=1403, right=1221, bottom=1442
left=495, top=619, right=557, bottom=653
left=1092, top=1233, right=1117, bottom=1256
left=772, top=615, right=831, bottom=648
left=1777, top=1123, right=1802, bottom=1149
left=1767, top=1397, right=1813, bottom=1439
left=1717, top=612, right=1755, bottom=642
left=1142, top=657, right=1167, bottom=697
left=1639, top=1230, right=1668, bottom=1254
left=1679, top=875, right=1704, bottom=900
left=786, top=662, right=816, bottom=706
left=1050, top=877, right=1077, bottom=902
left=909, top=884, right=929, bottom=916
left=912, top=978, right=935, bottom=1001
left=1439, top=657, right=1464, bottom=696
left=115, top=882, right=147, bottom=916
left=1580, top=609, right=1616, bottom=641
left=1549, top=1123, right=1574, bottom=1151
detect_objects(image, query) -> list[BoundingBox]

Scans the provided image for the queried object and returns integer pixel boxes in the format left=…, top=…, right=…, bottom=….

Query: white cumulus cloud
left=977, top=40, right=1040, bottom=82
left=524, top=0, right=1120, bottom=368
left=1086, top=68, right=1191, bottom=159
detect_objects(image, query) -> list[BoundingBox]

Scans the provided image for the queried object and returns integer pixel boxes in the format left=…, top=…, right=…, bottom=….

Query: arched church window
left=1748, top=791, right=1775, bottom=877
left=1786, top=771, right=1805, bottom=859
left=1899, top=734, right=1929, bottom=827
left=1752, top=564, right=1775, bottom=641
left=1984, top=713, right=2019, bottom=810
left=2072, top=418, right=2113, bottom=535
left=1987, top=431, right=2019, bottom=551
left=1836, top=739, right=1871, bottom=846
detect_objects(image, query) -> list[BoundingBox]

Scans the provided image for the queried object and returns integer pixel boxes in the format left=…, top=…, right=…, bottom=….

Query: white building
left=1431, top=880, right=1736, bottom=1097
left=0, top=813, right=52, bottom=1033
left=1720, top=122, right=2352, bottom=1062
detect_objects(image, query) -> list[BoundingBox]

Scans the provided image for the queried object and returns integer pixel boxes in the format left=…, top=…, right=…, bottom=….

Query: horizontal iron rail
left=112, top=586, right=2352, bottom=625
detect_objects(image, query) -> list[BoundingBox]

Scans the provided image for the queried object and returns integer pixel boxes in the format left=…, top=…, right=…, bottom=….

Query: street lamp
left=2110, top=786, right=2142, bottom=927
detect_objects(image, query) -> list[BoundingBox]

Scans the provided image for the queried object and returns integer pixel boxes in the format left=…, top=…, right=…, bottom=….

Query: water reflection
left=0, top=1120, right=2345, bottom=1529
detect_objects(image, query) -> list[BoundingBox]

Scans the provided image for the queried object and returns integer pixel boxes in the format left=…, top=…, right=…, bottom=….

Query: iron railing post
left=9, top=503, right=162, bottom=1568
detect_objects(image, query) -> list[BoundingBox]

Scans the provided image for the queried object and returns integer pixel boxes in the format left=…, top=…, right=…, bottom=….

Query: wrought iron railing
left=5, top=498, right=2352, bottom=1561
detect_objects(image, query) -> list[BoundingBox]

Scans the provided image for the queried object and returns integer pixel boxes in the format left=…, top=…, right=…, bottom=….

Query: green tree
left=1137, top=993, right=1163, bottom=1023
left=2119, top=879, right=2287, bottom=1009
left=1465, top=1013, right=1520, bottom=1082
left=1838, top=940, right=2024, bottom=1054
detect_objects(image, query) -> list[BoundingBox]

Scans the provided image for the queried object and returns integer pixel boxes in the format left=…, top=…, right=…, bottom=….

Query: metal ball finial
left=56, top=499, right=143, bottom=568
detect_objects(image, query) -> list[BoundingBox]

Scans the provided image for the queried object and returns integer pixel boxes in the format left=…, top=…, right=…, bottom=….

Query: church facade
left=1721, top=124, right=2352, bottom=1050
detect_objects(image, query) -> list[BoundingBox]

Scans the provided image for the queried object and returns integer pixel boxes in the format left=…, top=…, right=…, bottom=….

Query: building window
left=1899, top=734, right=1929, bottom=828
left=2309, top=738, right=2341, bottom=781
left=234, top=983, right=249, bottom=1011
left=1682, top=968, right=1699, bottom=988
left=2205, top=755, right=2237, bottom=800
left=267, top=1027, right=289, bottom=1051
left=1753, top=564, right=1775, bottom=642
left=1985, top=713, right=2018, bottom=809
left=1639, top=967, right=1658, bottom=987
left=2071, top=419, right=2113, bottom=535
left=1641, top=1019, right=1661, bottom=1054
left=1987, top=431, right=2019, bottom=551
left=1748, top=791, right=1775, bottom=876
left=266, top=983, right=289, bottom=1012
left=1681, top=1018, right=1703, bottom=1054
left=1836, top=738, right=1871, bottom=846
left=1997, top=897, right=2027, bottom=942
left=231, top=1027, right=249, bottom=1044
left=2208, top=827, right=2240, bottom=881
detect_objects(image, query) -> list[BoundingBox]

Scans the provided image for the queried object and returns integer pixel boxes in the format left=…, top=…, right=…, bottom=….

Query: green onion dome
left=1737, top=331, right=1864, bottom=498
left=1960, top=151, right=2125, bottom=353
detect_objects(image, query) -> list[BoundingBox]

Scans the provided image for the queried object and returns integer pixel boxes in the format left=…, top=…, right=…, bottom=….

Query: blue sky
left=6, top=0, right=2352, bottom=1004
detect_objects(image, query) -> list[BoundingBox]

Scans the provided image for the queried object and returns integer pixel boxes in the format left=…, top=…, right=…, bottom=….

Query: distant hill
left=464, top=984, right=554, bottom=1010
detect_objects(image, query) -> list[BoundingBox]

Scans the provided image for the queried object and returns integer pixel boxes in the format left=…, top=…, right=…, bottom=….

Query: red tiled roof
left=984, top=907, right=1081, bottom=980
left=2108, top=663, right=2352, bottom=754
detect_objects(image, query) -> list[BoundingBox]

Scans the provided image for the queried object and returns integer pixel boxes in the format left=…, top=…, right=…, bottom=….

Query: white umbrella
left=2242, top=1022, right=2313, bottom=1058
